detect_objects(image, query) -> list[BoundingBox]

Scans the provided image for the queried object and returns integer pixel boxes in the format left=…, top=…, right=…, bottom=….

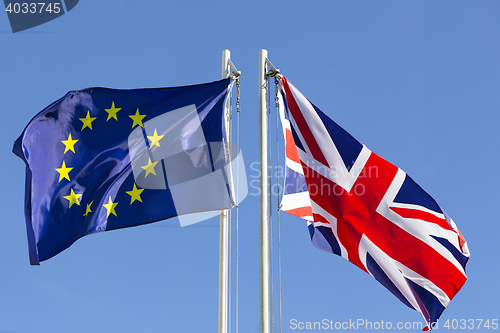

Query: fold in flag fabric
left=278, top=76, right=469, bottom=330
left=14, top=78, right=235, bottom=265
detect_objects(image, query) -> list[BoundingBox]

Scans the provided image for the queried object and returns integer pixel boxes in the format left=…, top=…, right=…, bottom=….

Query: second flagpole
left=259, top=49, right=270, bottom=333
left=259, top=49, right=279, bottom=333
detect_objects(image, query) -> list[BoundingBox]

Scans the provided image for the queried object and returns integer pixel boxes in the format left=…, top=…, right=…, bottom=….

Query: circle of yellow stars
left=56, top=101, right=164, bottom=219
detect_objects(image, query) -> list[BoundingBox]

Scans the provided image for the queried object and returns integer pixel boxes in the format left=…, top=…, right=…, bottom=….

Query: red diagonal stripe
left=312, top=212, right=331, bottom=225
left=281, top=77, right=329, bottom=167
left=284, top=206, right=313, bottom=218
left=285, top=129, right=301, bottom=164
left=456, top=227, right=466, bottom=252
left=390, top=207, right=454, bottom=232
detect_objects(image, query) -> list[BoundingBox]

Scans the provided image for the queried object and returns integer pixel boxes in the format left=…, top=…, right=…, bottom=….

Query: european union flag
left=13, top=79, right=235, bottom=265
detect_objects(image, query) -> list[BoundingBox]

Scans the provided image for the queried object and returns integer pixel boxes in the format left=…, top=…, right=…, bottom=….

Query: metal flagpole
left=220, top=49, right=241, bottom=333
left=259, top=49, right=279, bottom=333
left=258, top=49, right=270, bottom=333
left=219, top=49, right=231, bottom=333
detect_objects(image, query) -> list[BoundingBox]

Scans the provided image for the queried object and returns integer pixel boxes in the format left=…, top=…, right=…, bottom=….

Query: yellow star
left=61, top=133, right=78, bottom=154
left=126, top=184, right=144, bottom=204
left=83, top=200, right=93, bottom=216
left=55, top=161, right=73, bottom=182
left=103, top=196, right=118, bottom=218
left=147, top=129, right=164, bottom=149
left=63, top=188, right=82, bottom=208
left=80, top=111, right=96, bottom=130
left=141, top=158, right=159, bottom=178
left=105, top=101, right=121, bottom=121
left=129, top=108, right=146, bottom=128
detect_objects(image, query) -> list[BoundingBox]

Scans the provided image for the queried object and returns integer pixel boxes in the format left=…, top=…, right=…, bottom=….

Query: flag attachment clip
left=265, top=58, right=280, bottom=77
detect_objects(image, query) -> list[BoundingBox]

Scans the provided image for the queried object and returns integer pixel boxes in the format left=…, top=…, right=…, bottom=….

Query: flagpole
left=259, top=49, right=270, bottom=333
left=219, top=49, right=231, bottom=333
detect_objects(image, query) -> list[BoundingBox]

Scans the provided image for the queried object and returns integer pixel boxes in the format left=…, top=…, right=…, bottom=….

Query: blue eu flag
left=13, top=79, right=235, bottom=265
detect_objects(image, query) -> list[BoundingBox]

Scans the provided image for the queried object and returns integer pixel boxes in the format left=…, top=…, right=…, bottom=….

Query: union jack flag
left=278, top=76, right=469, bottom=330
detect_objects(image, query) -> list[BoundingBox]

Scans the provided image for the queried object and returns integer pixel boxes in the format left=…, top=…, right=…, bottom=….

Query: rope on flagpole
left=229, top=64, right=241, bottom=333
left=235, top=76, right=240, bottom=333
left=274, top=75, right=283, bottom=333
left=267, top=75, right=274, bottom=333
left=228, top=74, right=242, bottom=333
left=230, top=74, right=241, bottom=333
left=228, top=77, right=233, bottom=333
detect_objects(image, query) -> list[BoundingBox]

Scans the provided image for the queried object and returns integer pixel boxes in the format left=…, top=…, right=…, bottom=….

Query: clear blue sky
left=1, top=1, right=499, bottom=332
